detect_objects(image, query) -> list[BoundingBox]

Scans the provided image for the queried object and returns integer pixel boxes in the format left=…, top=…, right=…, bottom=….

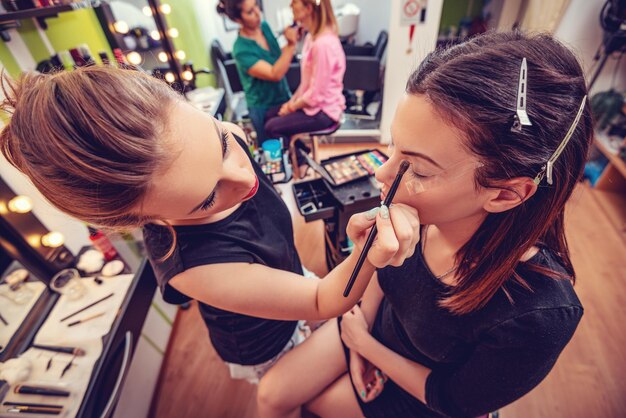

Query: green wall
left=439, top=0, right=484, bottom=34
left=0, top=41, right=21, bottom=78
left=165, top=0, right=215, bottom=87
left=0, top=5, right=213, bottom=89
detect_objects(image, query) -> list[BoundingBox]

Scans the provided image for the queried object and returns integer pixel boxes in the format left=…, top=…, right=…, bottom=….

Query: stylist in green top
left=217, top=0, right=299, bottom=144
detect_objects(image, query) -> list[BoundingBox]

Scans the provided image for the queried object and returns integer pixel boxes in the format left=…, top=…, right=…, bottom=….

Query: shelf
left=0, top=1, right=94, bottom=30
left=594, top=133, right=626, bottom=179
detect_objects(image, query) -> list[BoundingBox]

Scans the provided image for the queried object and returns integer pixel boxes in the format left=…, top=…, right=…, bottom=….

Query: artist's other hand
left=349, top=349, right=386, bottom=403
left=346, top=203, right=420, bottom=268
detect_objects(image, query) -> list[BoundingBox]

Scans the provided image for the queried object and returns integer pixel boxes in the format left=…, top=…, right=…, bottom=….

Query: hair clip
left=315, top=0, right=321, bottom=5
left=511, top=58, right=532, bottom=133
left=534, top=95, right=587, bottom=186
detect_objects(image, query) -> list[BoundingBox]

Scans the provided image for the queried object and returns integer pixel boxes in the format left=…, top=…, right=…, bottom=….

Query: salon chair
left=210, top=39, right=249, bottom=122
left=289, top=117, right=343, bottom=180
left=342, top=30, right=388, bottom=120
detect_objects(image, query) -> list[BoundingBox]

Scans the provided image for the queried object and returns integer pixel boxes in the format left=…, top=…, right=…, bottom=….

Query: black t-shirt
left=340, top=244, right=582, bottom=418
left=143, top=134, right=303, bottom=365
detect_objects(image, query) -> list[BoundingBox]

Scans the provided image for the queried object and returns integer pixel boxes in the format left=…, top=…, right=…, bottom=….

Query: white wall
left=264, top=0, right=390, bottom=46
left=379, top=0, right=444, bottom=144
left=554, top=0, right=626, bottom=94
left=192, top=0, right=239, bottom=53
left=331, top=0, right=392, bottom=44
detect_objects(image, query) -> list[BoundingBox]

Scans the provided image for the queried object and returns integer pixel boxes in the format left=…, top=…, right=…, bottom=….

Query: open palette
left=301, top=149, right=388, bottom=187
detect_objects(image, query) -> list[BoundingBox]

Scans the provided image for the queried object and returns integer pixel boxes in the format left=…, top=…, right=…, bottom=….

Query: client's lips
left=242, top=176, right=259, bottom=200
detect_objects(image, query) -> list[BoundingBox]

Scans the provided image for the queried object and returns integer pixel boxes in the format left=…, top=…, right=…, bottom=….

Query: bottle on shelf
left=87, top=226, right=118, bottom=261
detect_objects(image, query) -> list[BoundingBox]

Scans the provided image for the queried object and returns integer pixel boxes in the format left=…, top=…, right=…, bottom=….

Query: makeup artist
left=217, top=0, right=298, bottom=144
left=0, top=66, right=421, bottom=385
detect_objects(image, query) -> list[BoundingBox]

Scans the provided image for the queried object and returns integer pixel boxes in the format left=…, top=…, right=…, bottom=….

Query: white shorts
left=226, top=320, right=311, bottom=384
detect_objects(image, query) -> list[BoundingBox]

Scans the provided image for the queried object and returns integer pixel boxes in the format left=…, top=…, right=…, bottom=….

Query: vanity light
left=8, top=196, right=33, bottom=214
left=164, top=72, right=176, bottom=83
left=150, top=30, right=161, bottom=41
left=126, top=52, right=142, bottom=66
left=168, top=28, right=179, bottom=38
left=113, top=21, right=129, bottom=35
left=159, top=4, right=172, bottom=15
left=182, top=70, right=194, bottom=81
left=142, top=6, right=152, bottom=16
left=174, top=50, right=186, bottom=60
left=158, top=52, right=168, bottom=63
left=41, top=232, right=65, bottom=248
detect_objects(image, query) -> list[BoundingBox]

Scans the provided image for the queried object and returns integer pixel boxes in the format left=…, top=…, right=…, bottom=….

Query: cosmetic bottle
left=87, top=227, right=118, bottom=261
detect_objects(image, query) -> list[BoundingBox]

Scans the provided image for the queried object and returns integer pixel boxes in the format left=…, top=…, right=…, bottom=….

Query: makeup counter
left=0, top=244, right=156, bottom=418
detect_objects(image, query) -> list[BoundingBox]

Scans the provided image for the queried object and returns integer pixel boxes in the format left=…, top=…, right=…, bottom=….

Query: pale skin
left=140, top=99, right=421, bottom=324
left=257, top=94, right=540, bottom=418
left=236, top=0, right=299, bottom=82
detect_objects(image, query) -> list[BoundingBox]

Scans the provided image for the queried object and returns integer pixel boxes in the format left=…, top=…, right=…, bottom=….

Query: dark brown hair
left=0, top=66, right=180, bottom=232
left=407, top=31, right=593, bottom=314
left=216, top=0, right=246, bottom=22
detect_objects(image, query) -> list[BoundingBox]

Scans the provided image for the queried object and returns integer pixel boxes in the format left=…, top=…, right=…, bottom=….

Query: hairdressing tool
left=67, top=312, right=105, bottom=328
left=60, top=355, right=76, bottom=379
left=5, top=405, right=62, bottom=415
left=32, top=344, right=86, bottom=357
left=343, top=161, right=410, bottom=297
left=14, top=385, right=69, bottom=398
left=59, top=292, right=113, bottom=322
left=511, top=57, right=532, bottom=133
left=0, top=311, right=7, bottom=326
left=534, top=95, right=587, bottom=185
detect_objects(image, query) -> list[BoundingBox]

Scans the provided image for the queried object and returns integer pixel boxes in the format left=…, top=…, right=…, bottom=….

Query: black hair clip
left=511, top=58, right=532, bottom=133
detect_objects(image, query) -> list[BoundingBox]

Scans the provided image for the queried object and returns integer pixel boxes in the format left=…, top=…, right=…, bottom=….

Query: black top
left=143, top=134, right=303, bottom=365
left=340, top=244, right=582, bottom=418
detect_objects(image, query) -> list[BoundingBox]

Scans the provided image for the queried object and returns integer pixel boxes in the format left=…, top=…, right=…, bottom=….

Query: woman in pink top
left=264, top=0, right=345, bottom=144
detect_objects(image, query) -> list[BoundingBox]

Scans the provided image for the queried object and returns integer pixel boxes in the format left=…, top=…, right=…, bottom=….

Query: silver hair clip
left=511, top=58, right=532, bottom=133
left=533, top=95, right=587, bottom=186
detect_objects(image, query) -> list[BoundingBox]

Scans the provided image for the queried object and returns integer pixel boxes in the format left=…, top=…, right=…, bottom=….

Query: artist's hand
left=349, top=349, right=387, bottom=403
left=347, top=203, right=420, bottom=268
left=284, top=26, right=299, bottom=45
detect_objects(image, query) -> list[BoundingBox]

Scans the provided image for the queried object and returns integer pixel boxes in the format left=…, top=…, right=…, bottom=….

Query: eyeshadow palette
left=262, top=160, right=284, bottom=175
left=321, top=150, right=388, bottom=186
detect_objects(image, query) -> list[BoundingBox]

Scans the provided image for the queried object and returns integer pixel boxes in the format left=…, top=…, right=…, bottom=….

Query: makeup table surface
left=0, top=259, right=156, bottom=418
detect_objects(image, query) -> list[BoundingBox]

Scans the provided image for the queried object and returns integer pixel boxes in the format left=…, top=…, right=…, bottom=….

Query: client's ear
left=483, top=177, right=538, bottom=213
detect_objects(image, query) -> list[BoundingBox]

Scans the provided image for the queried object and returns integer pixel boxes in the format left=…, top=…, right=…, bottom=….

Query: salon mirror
left=109, top=0, right=165, bottom=73
left=0, top=246, right=48, bottom=355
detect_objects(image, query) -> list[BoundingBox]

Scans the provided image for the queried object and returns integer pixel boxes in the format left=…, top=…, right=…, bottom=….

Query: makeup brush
left=343, top=160, right=410, bottom=297
left=33, top=344, right=86, bottom=357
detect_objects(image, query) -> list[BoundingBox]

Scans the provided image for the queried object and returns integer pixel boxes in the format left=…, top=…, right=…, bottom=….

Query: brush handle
left=343, top=224, right=378, bottom=297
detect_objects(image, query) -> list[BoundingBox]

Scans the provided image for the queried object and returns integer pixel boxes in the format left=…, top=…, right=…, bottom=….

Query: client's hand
left=349, top=349, right=386, bottom=403
left=346, top=203, right=420, bottom=268
left=278, top=101, right=293, bottom=116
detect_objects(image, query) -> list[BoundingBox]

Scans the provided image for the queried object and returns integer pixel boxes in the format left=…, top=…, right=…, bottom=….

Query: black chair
left=210, top=39, right=248, bottom=121
left=342, top=30, right=388, bottom=120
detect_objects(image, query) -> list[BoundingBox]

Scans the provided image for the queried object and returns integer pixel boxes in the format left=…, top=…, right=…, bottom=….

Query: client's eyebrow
left=400, top=150, right=442, bottom=169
